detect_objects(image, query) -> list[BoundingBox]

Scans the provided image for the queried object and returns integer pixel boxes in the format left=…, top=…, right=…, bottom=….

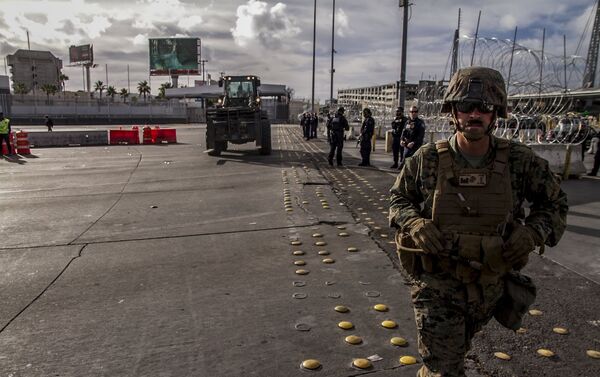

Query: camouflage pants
left=411, top=272, right=504, bottom=377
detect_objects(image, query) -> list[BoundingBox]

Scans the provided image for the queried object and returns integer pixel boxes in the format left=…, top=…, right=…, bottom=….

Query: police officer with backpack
left=327, top=107, right=349, bottom=166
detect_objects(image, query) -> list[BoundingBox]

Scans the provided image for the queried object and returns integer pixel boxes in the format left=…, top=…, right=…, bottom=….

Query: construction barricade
left=142, top=126, right=153, bottom=144
left=16, top=130, right=31, bottom=155
left=109, top=126, right=140, bottom=145
left=1, top=131, right=16, bottom=155
left=150, top=126, right=177, bottom=144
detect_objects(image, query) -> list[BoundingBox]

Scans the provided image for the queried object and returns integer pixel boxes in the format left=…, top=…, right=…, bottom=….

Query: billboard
left=149, top=38, right=200, bottom=76
left=69, top=44, right=93, bottom=64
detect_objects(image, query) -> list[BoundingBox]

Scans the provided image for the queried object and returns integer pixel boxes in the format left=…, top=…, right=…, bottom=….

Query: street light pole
left=398, top=0, right=409, bottom=109
left=311, top=0, right=317, bottom=112
left=329, top=0, right=335, bottom=107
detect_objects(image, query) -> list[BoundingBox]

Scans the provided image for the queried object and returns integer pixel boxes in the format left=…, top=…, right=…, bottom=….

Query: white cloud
left=336, top=8, right=350, bottom=37
left=178, top=15, right=204, bottom=31
left=499, top=14, right=518, bottom=30
left=231, top=0, right=300, bottom=48
left=133, top=34, right=148, bottom=46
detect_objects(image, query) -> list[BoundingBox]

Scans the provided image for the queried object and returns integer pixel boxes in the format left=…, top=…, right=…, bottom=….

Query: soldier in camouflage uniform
left=389, top=67, right=568, bottom=377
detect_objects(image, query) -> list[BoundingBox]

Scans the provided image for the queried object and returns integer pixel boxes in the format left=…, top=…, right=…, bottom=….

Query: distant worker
left=400, top=106, right=425, bottom=162
left=45, top=115, right=54, bottom=132
left=390, top=106, right=407, bottom=168
left=0, top=112, right=12, bottom=157
left=327, top=107, right=349, bottom=166
left=310, top=112, right=319, bottom=139
left=390, top=67, right=568, bottom=377
left=358, top=108, right=375, bottom=167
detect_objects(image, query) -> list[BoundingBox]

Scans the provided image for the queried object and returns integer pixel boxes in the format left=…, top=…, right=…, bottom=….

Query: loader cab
left=219, top=75, right=261, bottom=108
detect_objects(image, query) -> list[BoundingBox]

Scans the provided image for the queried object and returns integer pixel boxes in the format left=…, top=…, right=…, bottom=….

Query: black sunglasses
left=455, top=101, right=495, bottom=114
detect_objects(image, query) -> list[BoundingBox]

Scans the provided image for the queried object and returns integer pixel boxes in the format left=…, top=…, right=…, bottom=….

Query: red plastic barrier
left=142, top=126, right=153, bottom=144
left=150, top=127, right=177, bottom=144
left=109, top=129, right=139, bottom=145
left=1, top=131, right=15, bottom=155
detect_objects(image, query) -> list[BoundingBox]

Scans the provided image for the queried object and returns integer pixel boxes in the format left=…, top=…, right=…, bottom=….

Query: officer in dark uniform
left=358, top=108, right=375, bottom=166
left=310, top=112, right=319, bottom=139
left=390, top=107, right=407, bottom=168
left=300, top=112, right=309, bottom=140
left=327, top=107, right=349, bottom=166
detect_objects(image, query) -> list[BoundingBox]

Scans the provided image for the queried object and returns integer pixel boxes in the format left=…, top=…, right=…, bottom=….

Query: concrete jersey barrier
left=27, top=130, right=109, bottom=147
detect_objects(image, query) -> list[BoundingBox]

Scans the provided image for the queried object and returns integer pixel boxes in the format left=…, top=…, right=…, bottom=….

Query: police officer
left=400, top=106, right=425, bottom=161
left=358, top=108, right=375, bottom=166
left=0, top=112, right=12, bottom=157
left=327, top=107, right=349, bottom=166
left=389, top=67, right=568, bottom=377
left=310, top=112, right=319, bottom=139
left=390, top=106, right=407, bottom=168
left=300, top=112, right=310, bottom=140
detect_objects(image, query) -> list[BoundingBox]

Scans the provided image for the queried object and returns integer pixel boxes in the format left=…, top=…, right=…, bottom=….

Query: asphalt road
left=0, top=124, right=598, bottom=377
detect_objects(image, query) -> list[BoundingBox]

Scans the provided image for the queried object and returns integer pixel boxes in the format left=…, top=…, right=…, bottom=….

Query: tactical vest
left=330, top=116, right=343, bottom=133
left=427, top=138, right=513, bottom=285
left=0, top=119, right=9, bottom=134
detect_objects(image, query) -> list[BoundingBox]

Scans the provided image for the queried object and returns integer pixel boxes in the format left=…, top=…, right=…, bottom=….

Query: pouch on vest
left=456, top=234, right=481, bottom=283
left=480, top=235, right=509, bottom=285
left=493, top=271, right=537, bottom=331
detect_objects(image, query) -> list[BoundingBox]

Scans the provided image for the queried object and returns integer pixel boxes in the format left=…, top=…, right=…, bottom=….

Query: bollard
left=562, top=144, right=572, bottom=178
left=142, top=126, right=153, bottom=144
left=385, top=130, right=393, bottom=153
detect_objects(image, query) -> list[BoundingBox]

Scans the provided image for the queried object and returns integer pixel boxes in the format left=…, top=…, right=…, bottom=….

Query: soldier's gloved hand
left=502, top=224, right=541, bottom=267
left=408, top=218, right=445, bottom=254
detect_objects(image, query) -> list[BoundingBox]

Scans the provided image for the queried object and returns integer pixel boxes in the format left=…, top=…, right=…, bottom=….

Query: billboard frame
left=68, top=44, right=94, bottom=66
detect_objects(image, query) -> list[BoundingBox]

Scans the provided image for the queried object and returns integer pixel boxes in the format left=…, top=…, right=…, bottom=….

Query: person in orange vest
left=0, top=112, right=12, bottom=157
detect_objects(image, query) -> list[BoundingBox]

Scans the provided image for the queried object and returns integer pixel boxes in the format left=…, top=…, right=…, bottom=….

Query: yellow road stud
left=352, top=358, right=372, bottom=369
left=373, top=304, right=388, bottom=312
left=516, top=327, right=527, bottom=334
left=338, top=321, right=354, bottom=330
left=291, top=241, right=302, bottom=246
left=334, top=305, right=349, bottom=313
left=494, top=352, right=511, bottom=360
left=338, top=232, right=349, bottom=237
left=529, top=309, right=543, bottom=316
left=322, top=258, right=335, bottom=264
left=318, top=250, right=329, bottom=255
left=292, top=250, right=305, bottom=256
left=336, top=225, right=346, bottom=229
left=295, top=269, right=309, bottom=275
left=301, top=359, right=321, bottom=370
left=586, top=350, right=600, bottom=359
left=537, top=349, right=555, bottom=357
left=553, top=327, right=569, bottom=335
left=294, top=260, right=306, bottom=266
left=399, top=356, right=417, bottom=365
left=381, top=320, right=397, bottom=329
left=315, top=241, right=327, bottom=246
left=345, top=335, right=363, bottom=345
left=312, top=233, right=323, bottom=238
left=347, top=247, right=358, bottom=252
left=390, top=337, right=407, bottom=346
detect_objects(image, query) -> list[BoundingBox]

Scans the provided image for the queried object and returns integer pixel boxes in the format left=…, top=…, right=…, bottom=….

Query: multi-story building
left=337, top=82, right=419, bottom=109
left=7, top=49, right=63, bottom=93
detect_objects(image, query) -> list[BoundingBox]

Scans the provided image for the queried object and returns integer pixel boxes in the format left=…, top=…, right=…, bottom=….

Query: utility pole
left=311, top=0, right=317, bottom=112
left=398, top=0, right=409, bottom=109
left=329, top=0, right=336, bottom=107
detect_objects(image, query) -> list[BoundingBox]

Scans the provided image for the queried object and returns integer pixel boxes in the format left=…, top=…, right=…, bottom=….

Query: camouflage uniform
left=390, top=134, right=568, bottom=377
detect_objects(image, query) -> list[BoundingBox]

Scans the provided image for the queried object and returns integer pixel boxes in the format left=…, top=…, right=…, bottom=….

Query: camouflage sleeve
left=518, top=146, right=568, bottom=247
left=389, top=150, right=426, bottom=230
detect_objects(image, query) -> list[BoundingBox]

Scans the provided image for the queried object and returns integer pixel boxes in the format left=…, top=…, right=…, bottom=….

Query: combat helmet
left=441, top=67, right=507, bottom=118
left=337, top=106, right=345, bottom=114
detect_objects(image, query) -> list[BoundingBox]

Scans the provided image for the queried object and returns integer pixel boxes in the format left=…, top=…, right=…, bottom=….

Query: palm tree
left=106, top=86, right=117, bottom=102
left=158, top=82, right=172, bottom=99
left=59, top=73, right=69, bottom=93
left=137, top=80, right=150, bottom=102
left=119, top=88, right=129, bottom=103
left=13, top=82, right=28, bottom=99
left=40, top=83, right=58, bottom=103
left=94, top=80, right=106, bottom=98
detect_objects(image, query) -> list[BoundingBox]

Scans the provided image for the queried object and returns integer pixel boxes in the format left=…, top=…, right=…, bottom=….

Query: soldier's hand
left=502, top=224, right=540, bottom=267
left=408, top=218, right=444, bottom=254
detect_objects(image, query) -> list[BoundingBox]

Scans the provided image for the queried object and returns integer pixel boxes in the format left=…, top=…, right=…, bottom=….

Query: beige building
left=337, top=82, right=419, bottom=109
left=7, top=49, right=63, bottom=93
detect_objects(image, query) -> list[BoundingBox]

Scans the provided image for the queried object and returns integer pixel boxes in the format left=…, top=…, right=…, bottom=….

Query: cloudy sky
left=0, top=0, right=597, bottom=100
